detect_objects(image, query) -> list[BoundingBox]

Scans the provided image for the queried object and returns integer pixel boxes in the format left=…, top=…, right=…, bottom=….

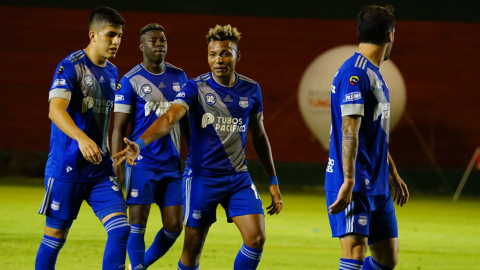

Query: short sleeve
left=171, top=79, right=198, bottom=111
left=48, top=61, right=77, bottom=102
left=249, top=84, right=264, bottom=122
left=338, top=68, right=370, bottom=117
left=114, top=76, right=134, bottom=114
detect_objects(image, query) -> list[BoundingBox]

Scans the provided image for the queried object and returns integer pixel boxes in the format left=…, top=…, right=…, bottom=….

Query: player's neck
left=84, top=45, right=107, bottom=67
left=213, top=73, right=237, bottom=87
left=357, top=43, right=386, bottom=67
left=142, top=60, right=166, bottom=75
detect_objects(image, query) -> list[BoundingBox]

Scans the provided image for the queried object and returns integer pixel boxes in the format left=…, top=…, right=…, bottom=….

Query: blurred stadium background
left=0, top=1, right=479, bottom=269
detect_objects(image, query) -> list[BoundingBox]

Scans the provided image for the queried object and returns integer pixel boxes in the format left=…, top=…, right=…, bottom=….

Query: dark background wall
left=0, top=2, right=479, bottom=192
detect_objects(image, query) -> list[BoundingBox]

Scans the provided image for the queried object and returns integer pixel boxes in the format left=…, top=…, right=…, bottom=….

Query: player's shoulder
left=123, top=64, right=142, bottom=79
left=237, top=74, right=258, bottom=85
left=165, top=62, right=185, bottom=73
left=193, top=72, right=212, bottom=82
left=63, top=50, right=86, bottom=65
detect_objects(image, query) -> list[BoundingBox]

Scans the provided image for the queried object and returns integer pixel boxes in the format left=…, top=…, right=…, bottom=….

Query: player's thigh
left=182, top=172, right=228, bottom=228
left=231, top=214, right=266, bottom=248
left=126, top=167, right=159, bottom=205
left=222, top=173, right=264, bottom=224
left=325, top=191, right=372, bottom=238
left=155, top=171, right=183, bottom=211
left=339, top=234, right=368, bottom=260
left=38, top=176, right=85, bottom=221
left=86, top=176, right=127, bottom=221
left=368, top=193, right=398, bottom=245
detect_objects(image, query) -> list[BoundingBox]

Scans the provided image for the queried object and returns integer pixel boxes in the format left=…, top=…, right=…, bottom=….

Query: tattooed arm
left=328, top=115, right=361, bottom=214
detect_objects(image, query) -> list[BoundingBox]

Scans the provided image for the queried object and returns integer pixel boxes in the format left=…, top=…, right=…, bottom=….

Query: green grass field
left=1, top=179, right=479, bottom=269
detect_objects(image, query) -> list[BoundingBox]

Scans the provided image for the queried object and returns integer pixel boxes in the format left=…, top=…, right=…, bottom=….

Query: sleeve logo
left=52, top=79, right=66, bottom=88
left=343, top=92, right=362, bottom=102
left=176, top=92, right=186, bottom=98
left=349, top=76, right=359, bottom=85
left=57, top=66, right=64, bottom=74
left=115, top=83, right=121, bottom=91
left=115, top=95, right=124, bottom=102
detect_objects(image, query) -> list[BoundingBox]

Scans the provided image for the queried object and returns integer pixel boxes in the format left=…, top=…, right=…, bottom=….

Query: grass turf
left=0, top=179, right=479, bottom=269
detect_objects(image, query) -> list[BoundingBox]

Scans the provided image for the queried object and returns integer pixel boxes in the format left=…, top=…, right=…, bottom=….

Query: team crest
left=131, top=189, right=139, bottom=198
left=110, top=78, right=116, bottom=90
left=349, top=76, right=359, bottom=85
left=193, top=210, right=202, bottom=219
left=239, top=97, right=249, bottom=108
left=172, top=82, right=181, bottom=92
left=51, top=201, right=61, bottom=211
left=205, top=93, right=216, bottom=106
left=142, top=84, right=152, bottom=94
left=83, top=75, right=94, bottom=87
left=358, top=215, right=368, bottom=226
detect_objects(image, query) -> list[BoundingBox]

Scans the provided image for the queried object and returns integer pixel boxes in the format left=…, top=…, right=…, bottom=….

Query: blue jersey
left=172, top=73, right=263, bottom=177
left=46, top=50, right=117, bottom=182
left=325, top=52, right=390, bottom=195
left=114, top=63, right=188, bottom=172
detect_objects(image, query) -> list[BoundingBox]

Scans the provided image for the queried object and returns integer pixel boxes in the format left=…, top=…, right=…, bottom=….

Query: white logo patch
left=172, top=82, right=181, bottom=92
left=326, top=158, right=334, bottom=173
left=201, top=113, right=215, bottom=128
left=83, top=75, right=93, bottom=87
left=115, top=95, right=124, bottom=102
left=51, top=201, right=60, bottom=211
left=137, top=155, right=143, bottom=161
left=239, top=97, right=249, bottom=108
left=131, top=189, right=139, bottom=198
left=66, top=166, right=72, bottom=173
left=176, top=92, right=185, bottom=98
left=205, top=93, right=216, bottom=105
left=142, top=84, right=152, bottom=94
left=331, top=85, right=336, bottom=94
left=343, top=92, right=362, bottom=102
left=193, top=210, right=202, bottom=219
left=110, top=78, right=116, bottom=90
left=358, top=215, right=368, bottom=226
left=99, top=76, right=105, bottom=83
left=52, top=79, right=66, bottom=88
left=110, top=176, right=121, bottom=192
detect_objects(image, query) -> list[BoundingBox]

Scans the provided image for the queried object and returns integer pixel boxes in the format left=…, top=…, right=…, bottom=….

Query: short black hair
left=357, top=5, right=395, bottom=45
left=88, top=6, right=125, bottom=31
left=140, top=23, right=165, bottom=37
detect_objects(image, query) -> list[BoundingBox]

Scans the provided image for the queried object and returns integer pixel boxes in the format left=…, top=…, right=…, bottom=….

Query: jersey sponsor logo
left=115, top=95, right=124, bottom=102
left=358, top=215, right=368, bottom=226
left=331, top=85, right=336, bottom=94
left=142, top=84, right=152, bottom=94
left=82, top=97, right=94, bottom=113
left=326, top=158, right=334, bottom=173
left=83, top=75, right=94, bottom=87
left=52, top=79, right=66, bottom=88
left=99, top=76, right=105, bottom=83
left=116, top=83, right=121, bottom=91
left=349, top=76, right=359, bottom=85
left=51, top=201, right=61, bottom=211
left=82, top=97, right=114, bottom=114
left=343, top=92, right=362, bottom=102
left=224, top=95, right=233, bottom=102
left=158, top=81, right=166, bottom=88
left=193, top=210, right=202, bottom=219
left=57, top=66, right=64, bottom=74
left=145, top=101, right=173, bottom=117
left=201, top=113, right=247, bottom=132
left=131, top=189, right=139, bottom=198
left=176, top=92, right=185, bottom=98
left=239, top=97, right=249, bottom=108
left=373, top=102, right=390, bottom=120
left=201, top=113, right=215, bottom=128
left=205, top=93, right=216, bottom=105
left=172, top=82, right=181, bottom=92
left=110, top=78, right=116, bottom=90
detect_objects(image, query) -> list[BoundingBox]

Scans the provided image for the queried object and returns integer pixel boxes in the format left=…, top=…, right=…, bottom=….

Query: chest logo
left=110, top=78, right=116, bottom=90
left=173, top=82, right=181, bottom=92
left=142, top=84, right=152, bottom=94
left=83, top=75, right=94, bottom=87
left=239, top=97, right=249, bottom=108
left=205, top=93, right=216, bottom=106
left=224, top=95, right=233, bottom=102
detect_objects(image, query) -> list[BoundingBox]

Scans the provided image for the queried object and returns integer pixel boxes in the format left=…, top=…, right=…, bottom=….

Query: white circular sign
left=298, top=45, right=406, bottom=151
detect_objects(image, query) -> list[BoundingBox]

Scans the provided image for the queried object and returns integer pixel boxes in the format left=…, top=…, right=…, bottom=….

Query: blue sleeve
left=338, top=68, right=370, bottom=117
left=48, top=60, right=77, bottom=102
left=171, top=79, right=198, bottom=111
left=114, top=76, right=135, bottom=114
left=249, top=84, right=264, bottom=122
left=182, top=72, right=188, bottom=87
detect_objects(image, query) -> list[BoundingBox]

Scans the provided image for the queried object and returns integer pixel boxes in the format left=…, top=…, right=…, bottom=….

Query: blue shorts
left=326, top=191, right=398, bottom=245
left=126, top=167, right=182, bottom=208
left=38, top=176, right=127, bottom=221
left=182, top=169, right=264, bottom=227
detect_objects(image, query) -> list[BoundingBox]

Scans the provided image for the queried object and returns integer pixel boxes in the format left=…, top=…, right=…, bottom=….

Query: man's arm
left=111, top=112, right=130, bottom=186
left=328, top=115, right=361, bottom=214
left=179, top=112, right=191, bottom=149
left=49, top=98, right=103, bottom=164
left=388, top=151, right=409, bottom=206
left=248, top=119, right=282, bottom=215
left=113, top=104, right=187, bottom=165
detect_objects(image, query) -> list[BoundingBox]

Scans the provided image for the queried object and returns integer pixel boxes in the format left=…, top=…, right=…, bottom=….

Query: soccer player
left=112, top=23, right=190, bottom=270
left=325, top=5, right=409, bottom=270
left=35, top=7, right=130, bottom=270
left=113, top=25, right=283, bottom=270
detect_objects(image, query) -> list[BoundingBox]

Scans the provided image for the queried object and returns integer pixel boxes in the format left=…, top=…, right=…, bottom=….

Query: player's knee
left=166, top=222, right=183, bottom=235
left=245, top=232, right=266, bottom=250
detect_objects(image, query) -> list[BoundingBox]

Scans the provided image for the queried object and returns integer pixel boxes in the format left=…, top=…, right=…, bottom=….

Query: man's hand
left=266, top=184, right=283, bottom=215
left=113, top=160, right=126, bottom=186
left=328, top=179, right=354, bottom=214
left=78, top=135, right=103, bottom=164
left=389, top=172, right=409, bottom=207
left=112, top=138, right=140, bottom=166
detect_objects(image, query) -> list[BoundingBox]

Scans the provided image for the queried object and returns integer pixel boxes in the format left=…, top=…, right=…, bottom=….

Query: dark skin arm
left=388, top=151, right=409, bottom=206
left=248, top=118, right=283, bottom=215
left=179, top=112, right=191, bottom=149
left=329, top=115, right=361, bottom=214
left=111, top=112, right=130, bottom=186
left=112, top=104, right=186, bottom=165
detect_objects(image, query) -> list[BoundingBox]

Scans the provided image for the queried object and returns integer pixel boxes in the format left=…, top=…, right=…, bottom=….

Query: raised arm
left=248, top=119, right=282, bottom=215
left=328, top=115, right=361, bottom=214
left=49, top=98, right=103, bottom=164
left=111, top=112, right=130, bottom=186
left=388, top=151, right=409, bottom=206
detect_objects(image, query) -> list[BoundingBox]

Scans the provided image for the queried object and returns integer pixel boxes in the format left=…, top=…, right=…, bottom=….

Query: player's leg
left=178, top=225, right=210, bottom=269
left=362, top=193, right=399, bottom=270
left=226, top=174, right=265, bottom=270
left=89, top=176, right=130, bottom=270
left=35, top=176, right=81, bottom=270
left=145, top=173, right=184, bottom=268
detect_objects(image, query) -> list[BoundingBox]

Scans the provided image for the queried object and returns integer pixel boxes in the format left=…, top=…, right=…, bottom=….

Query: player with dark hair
left=35, top=6, right=130, bottom=270
left=113, top=24, right=283, bottom=270
left=325, top=5, right=409, bottom=270
left=112, top=23, right=190, bottom=270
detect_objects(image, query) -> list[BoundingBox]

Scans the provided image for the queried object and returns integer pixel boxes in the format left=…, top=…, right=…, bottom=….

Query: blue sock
left=177, top=260, right=199, bottom=270
left=362, top=256, right=393, bottom=270
left=103, top=215, right=130, bottom=270
left=35, top=235, right=66, bottom=270
left=127, top=224, right=146, bottom=270
left=339, top=258, right=363, bottom=270
left=144, top=228, right=180, bottom=267
left=234, top=244, right=263, bottom=270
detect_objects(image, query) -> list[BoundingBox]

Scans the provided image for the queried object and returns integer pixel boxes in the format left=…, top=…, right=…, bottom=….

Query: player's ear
left=236, top=50, right=241, bottom=63
left=387, top=30, right=394, bottom=43
left=89, top=31, right=96, bottom=43
left=139, top=43, right=144, bottom=52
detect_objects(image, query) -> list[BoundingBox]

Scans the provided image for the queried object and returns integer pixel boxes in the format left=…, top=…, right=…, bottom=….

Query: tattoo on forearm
left=342, top=116, right=361, bottom=180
